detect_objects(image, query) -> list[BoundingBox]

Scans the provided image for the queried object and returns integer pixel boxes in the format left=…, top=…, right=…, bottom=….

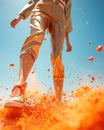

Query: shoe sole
left=4, top=100, right=25, bottom=108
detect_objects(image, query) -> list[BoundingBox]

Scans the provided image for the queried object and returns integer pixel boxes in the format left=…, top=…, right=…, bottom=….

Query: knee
left=25, top=33, right=44, bottom=46
left=21, top=33, right=44, bottom=59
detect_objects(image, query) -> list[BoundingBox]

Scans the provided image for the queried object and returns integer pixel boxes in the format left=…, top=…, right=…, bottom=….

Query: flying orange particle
left=96, top=45, right=104, bottom=52
left=88, top=56, right=94, bottom=61
left=77, top=76, right=82, bottom=80
left=47, top=68, right=50, bottom=72
left=31, top=70, right=35, bottom=74
left=62, top=92, right=66, bottom=97
left=88, top=41, right=91, bottom=46
left=9, top=64, right=14, bottom=67
left=5, top=88, right=9, bottom=90
left=88, top=74, right=91, bottom=77
left=90, top=76, right=95, bottom=83
left=91, top=76, right=95, bottom=81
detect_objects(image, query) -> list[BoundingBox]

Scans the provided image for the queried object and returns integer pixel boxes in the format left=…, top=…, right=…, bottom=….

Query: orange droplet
left=6, top=88, right=9, bottom=90
left=88, top=56, right=94, bottom=61
left=88, top=41, right=91, bottom=45
left=63, top=92, right=66, bottom=96
left=31, top=70, right=35, bottom=74
left=96, top=45, right=103, bottom=52
left=91, top=76, right=95, bottom=81
left=90, top=80, right=93, bottom=83
left=10, top=63, right=14, bottom=67
left=88, top=74, right=91, bottom=77
left=77, top=76, right=82, bottom=80
left=47, top=68, right=50, bottom=72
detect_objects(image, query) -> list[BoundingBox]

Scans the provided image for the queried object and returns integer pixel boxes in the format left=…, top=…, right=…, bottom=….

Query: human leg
left=51, top=55, right=64, bottom=102
left=50, top=20, right=65, bottom=102
left=4, top=14, right=48, bottom=107
left=15, top=53, right=35, bottom=86
left=16, top=14, right=49, bottom=85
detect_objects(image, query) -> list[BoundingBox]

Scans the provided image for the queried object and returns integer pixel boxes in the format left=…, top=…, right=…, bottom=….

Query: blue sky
left=0, top=0, right=104, bottom=97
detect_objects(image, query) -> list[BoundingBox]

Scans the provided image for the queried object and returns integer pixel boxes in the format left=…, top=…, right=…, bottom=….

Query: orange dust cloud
left=88, top=56, right=94, bottom=61
left=1, top=85, right=104, bottom=130
left=96, top=45, right=104, bottom=52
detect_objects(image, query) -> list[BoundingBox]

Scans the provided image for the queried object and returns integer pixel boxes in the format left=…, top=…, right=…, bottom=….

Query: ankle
left=15, top=80, right=26, bottom=86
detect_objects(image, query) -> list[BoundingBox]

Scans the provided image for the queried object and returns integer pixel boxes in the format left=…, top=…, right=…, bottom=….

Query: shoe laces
left=11, top=85, right=25, bottom=97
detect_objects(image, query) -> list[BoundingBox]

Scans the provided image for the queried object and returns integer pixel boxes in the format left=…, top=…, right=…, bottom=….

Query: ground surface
left=0, top=85, right=104, bottom=130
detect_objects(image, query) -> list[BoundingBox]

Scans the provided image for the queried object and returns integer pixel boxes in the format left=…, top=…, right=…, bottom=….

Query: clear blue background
left=0, top=0, right=104, bottom=98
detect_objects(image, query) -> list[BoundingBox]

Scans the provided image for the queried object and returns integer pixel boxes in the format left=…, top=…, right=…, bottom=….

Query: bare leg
left=4, top=53, right=35, bottom=107
left=50, top=22, right=65, bottom=102
left=15, top=53, right=35, bottom=85
left=54, top=79, right=64, bottom=102
left=52, top=56, right=64, bottom=102
left=15, top=14, right=47, bottom=86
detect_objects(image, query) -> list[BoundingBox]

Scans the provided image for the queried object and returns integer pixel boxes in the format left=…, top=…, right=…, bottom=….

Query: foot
left=4, top=84, right=26, bottom=108
left=66, top=44, right=72, bottom=52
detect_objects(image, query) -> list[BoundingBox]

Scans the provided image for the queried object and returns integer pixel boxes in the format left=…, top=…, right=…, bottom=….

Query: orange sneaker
left=4, top=84, right=26, bottom=108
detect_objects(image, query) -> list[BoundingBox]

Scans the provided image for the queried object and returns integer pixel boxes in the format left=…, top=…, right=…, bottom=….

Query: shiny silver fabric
left=19, top=0, right=72, bottom=33
left=21, top=0, right=66, bottom=61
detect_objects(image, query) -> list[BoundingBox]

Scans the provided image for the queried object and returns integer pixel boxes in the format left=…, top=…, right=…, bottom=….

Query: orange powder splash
left=96, top=45, right=104, bottom=52
left=88, top=56, right=94, bottom=61
left=0, top=85, right=104, bottom=130
left=9, top=64, right=15, bottom=67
